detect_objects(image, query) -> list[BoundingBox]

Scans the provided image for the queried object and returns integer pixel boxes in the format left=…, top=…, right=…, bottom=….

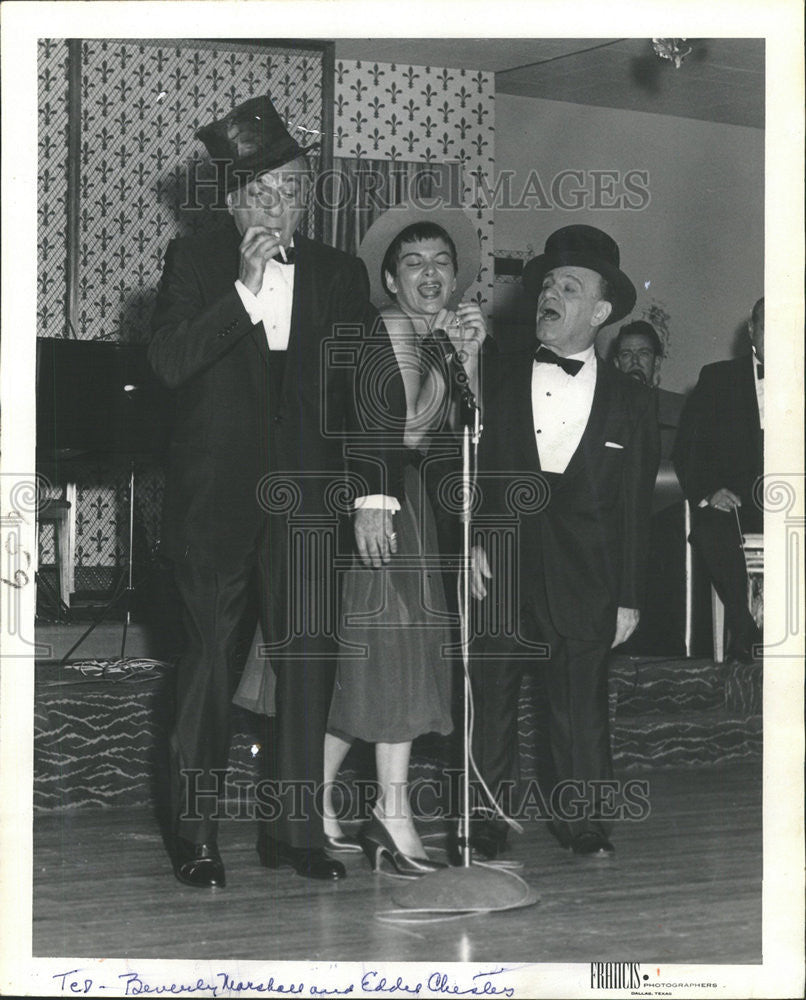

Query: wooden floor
left=33, top=762, right=761, bottom=964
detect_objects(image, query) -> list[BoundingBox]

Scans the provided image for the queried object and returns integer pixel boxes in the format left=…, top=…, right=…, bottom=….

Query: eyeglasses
left=617, top=349, right=656, bottom=364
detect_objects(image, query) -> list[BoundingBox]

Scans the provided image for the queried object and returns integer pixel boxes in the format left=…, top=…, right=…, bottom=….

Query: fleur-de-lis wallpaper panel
left=37, top=39, right=325, bottom=581
left=38, top=39, right=70, bottom=341
left=334, top=60, right=495, bottom=312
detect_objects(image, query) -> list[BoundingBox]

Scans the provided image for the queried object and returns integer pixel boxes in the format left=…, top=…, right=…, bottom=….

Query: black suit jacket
left=672, top=354, right=762, bottom=519
left=477, top=348, right=660, bottom=641
left=148, top=223, right=405, bottom=571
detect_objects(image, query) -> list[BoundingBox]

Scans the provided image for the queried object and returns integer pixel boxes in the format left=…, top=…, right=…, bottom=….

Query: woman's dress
left=327, top=448, right=453, bottom=743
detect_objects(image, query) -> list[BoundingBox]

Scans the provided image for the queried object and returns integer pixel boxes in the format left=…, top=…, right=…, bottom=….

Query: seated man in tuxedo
left=470, top=226, right=660, bottom=859
left=673, top=298, right=764, bottom=665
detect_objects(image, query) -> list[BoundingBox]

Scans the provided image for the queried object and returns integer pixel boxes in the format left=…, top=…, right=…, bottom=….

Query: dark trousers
left=171, top=522, right=335, bottom=849
left=472, top=590, right=614, bottom=843
left=689, top=505, right=760, bottom=648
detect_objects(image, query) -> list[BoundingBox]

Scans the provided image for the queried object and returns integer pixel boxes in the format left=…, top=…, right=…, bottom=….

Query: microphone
left=427, top=327, right=475, bottom=398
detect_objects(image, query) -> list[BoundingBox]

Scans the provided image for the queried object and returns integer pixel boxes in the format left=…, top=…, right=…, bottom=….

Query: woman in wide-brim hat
left=323, top=203, right=487, bottom=876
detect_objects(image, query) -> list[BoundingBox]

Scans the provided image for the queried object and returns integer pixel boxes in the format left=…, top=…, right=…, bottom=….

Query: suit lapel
left=506, top=351, right=541, bottom=472
left=280, top=231, right=308, bottom=401
left=738, top=354, right=761, bottom=432
left=561, top=357, right=613, bottom=484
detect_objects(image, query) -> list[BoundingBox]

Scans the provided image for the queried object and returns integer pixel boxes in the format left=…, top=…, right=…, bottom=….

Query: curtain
left=329, top=158, right=463, bottom=255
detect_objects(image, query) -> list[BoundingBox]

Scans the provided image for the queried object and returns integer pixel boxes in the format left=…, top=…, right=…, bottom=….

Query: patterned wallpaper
left=334, top=59, right=495, bottom=311
left=38, top=39, right=70, bottom=339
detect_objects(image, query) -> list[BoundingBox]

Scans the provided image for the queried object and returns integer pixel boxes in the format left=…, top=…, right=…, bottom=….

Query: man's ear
left=593, top=299, right=613, bottom=327
left=384, top=269, right=397, bottom=295
left=651, top=356, right=662, bottom=387
left=225, top=191, right=235, bottom=217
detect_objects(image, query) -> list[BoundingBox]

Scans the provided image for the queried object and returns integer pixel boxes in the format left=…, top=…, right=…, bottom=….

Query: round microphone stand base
left=387, top=864, right=539, bottom=920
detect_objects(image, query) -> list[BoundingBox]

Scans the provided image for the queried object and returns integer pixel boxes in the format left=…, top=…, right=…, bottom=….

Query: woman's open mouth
left=418, top=282, right=443, bottom=300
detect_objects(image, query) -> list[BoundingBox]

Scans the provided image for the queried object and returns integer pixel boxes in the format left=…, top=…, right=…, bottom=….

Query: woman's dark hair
left=381, top=222, right=458, bottom=299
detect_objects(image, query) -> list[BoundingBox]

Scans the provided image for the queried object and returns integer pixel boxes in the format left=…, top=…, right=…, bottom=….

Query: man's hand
left=611, top=607, right=640, bottom=648
left=470, top=545, right=492, bottom=600
left=706, top=487, right=742, bottom=512
left=238, top=226, right=284, bottom=295
left=353, top=509, right=397, bottom=568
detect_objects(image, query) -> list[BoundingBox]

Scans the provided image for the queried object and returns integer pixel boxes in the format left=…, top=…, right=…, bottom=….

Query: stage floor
left=32, top=762, right=761, bottom=964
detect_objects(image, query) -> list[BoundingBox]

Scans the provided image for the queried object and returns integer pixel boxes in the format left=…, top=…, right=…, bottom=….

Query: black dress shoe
left=174, top=837, right=226, bottom=888
left=323, top=832, right=364, bottom=854
left=257, top=832, right=346, bottom=880
left=570, top=830, right=615, bottom=858
left=467, top=820, right=508, bottom=861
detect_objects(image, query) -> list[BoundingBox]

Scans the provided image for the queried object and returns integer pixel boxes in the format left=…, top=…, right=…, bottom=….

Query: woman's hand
left=434, top=302, right=488, bottom=362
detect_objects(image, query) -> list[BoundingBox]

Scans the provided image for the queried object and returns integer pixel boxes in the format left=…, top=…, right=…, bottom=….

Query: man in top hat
left=469, top=225, right=660, bottom=858
left=673, top=298, right=764, bottom=664
left=148, top=95, right=404, bottom=887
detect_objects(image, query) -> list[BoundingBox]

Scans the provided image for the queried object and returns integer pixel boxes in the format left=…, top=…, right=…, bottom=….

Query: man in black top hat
left=673, top=298, right=764, bottom=664
left=469, top=225, right=660, bottom=859
left=149, top=95, right=404, bottom=886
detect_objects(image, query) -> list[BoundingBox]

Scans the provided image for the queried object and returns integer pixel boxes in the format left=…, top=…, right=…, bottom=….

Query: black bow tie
left=271, top=247, right=296, bottom=265
left=756, top=362, right=764, bottom=380
left=534, top=344, right=584, bottom=376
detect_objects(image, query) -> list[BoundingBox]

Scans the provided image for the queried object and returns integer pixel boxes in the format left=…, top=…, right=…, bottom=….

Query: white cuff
left=234, top=280, right=262, bottom=324
left=354, top=494, right=401, bottom=512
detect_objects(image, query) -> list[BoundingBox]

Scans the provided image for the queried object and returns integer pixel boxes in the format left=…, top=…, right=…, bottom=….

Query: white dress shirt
left=752, top=350, right=764, bottom=430
left=234, top=248, right=295, bottom=350
left=531, top=345, right=597, bottom=473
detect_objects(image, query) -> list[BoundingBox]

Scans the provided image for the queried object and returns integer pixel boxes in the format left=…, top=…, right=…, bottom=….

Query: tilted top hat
left=521, top=225, right=636, bottom=326
left=196, top=94, right=315, bottom=193
left=358, top=203, right=481, bottom=310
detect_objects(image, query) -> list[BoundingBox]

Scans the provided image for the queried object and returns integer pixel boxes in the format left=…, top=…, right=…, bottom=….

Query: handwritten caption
left=53, top=968, right=516, bottom=998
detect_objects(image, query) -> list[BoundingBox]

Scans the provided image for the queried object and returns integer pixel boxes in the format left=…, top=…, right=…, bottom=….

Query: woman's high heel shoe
left=360, top=813, right=447, bottom=878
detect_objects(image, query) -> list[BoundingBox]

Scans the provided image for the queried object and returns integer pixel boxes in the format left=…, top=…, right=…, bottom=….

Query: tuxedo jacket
left=149, top=223, right=405, bottom=572
left=477, top=347, right=660, bottom=642
left=672, top=354, right=762, bottom=515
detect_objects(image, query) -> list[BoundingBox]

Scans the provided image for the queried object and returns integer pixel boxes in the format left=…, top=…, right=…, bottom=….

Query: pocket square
left=605, top=441, right=624, bottom=449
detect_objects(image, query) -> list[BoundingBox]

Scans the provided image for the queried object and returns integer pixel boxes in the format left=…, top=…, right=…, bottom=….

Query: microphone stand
left=458, top=385, right=482, bottom=869
left=385, top=339, right=539, bottom=918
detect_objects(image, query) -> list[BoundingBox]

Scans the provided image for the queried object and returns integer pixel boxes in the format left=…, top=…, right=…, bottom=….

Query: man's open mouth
left=418, top=282, right=443, bottom=299
left=539, top=305, right=561, bottom=320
